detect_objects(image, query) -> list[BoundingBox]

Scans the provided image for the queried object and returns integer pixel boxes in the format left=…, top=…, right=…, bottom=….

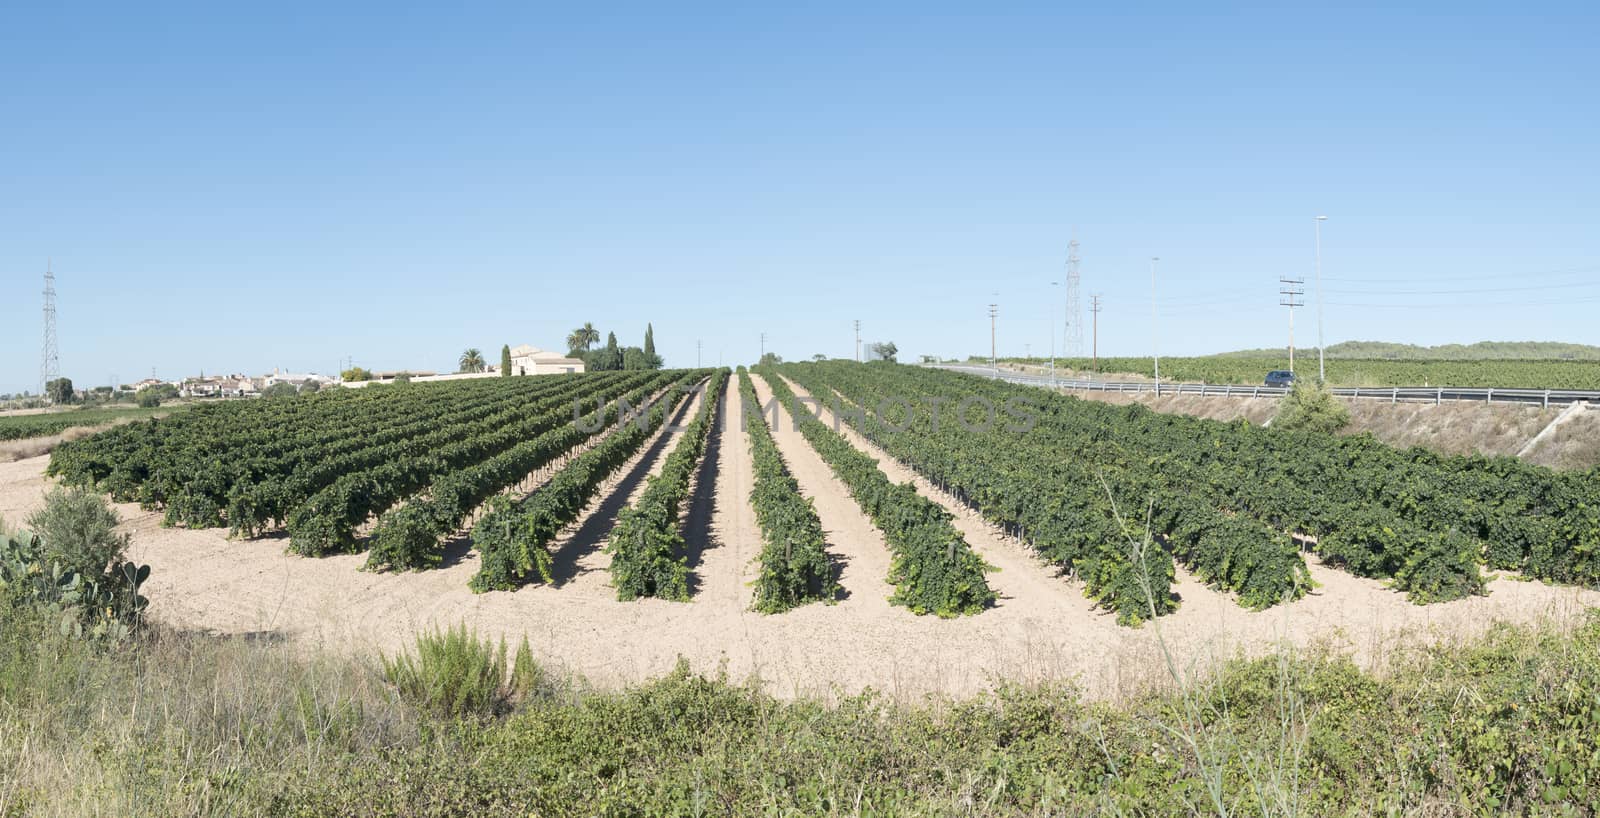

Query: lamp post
left=1150, top=257, right=1161, bottom=396
left=1315, top=215, right=1328, bottom=383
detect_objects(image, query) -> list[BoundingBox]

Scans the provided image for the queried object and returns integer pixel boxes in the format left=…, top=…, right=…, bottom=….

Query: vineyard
left=775, top=361, right=1600, bottom=623
left=31, top=360, right=1600, bottom=628
left=45, top=371, right=737, bottom=595
left=998, top=356, right=1600, bottom=390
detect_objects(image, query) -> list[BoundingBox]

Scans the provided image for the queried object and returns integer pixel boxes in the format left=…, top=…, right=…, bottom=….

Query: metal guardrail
left=929, top=365, right=1600, bottom=408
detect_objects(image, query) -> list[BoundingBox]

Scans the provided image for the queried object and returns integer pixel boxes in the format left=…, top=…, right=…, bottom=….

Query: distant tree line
left=566, top=322, right=664, bottom=371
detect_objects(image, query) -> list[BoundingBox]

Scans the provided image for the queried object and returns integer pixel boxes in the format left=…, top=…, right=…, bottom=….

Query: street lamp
left=1150, top=257, right=1161, bottom=396
left=1314, top=215, right=1328, bottom=383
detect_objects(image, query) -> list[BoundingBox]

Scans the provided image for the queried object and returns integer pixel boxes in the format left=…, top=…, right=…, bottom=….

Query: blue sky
left=3, top=2, right=1596, bottom=392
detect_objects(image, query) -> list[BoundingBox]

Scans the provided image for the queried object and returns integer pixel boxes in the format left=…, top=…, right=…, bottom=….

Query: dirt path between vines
left=2, top=374, right=1599, bottom=703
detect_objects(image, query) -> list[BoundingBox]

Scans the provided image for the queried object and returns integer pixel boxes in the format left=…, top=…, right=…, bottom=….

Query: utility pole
left=41, top=259, right=59, bottom=396
left=1314, top=215, right=1329, bottom=383
left=760, top=332, right=766, bottom=361
left=1280, top=276, right=1306, bottom=374
left=1090, top=294, right=1103, bottom=374
left=1049, top=280, right=1059, bottom=385
left=979, top=304, right=992, bottom=377
left=1149, top=257, right=1161, bottom=396
left=985, top=300, right=998, bottom=377
left=853, top=320, right=861, bottom=363
left=1063, top=237, right=1083, bottom=356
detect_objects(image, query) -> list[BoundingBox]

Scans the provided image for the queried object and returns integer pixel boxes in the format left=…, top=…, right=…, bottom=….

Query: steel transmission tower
left=41, top=260, right=60, bottom=395
left=1062, top=239, right=1084, bottom=357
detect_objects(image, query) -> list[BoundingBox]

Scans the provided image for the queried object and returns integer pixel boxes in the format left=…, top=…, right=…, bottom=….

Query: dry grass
left=0, top=621, right=417, bottom=817
left=0, top=425, right=102, bottom=463
left=1070, top=390, right=1596, bottom=467
left=1340, top=399, right=1558, bottom=457
left=1522, top=407, right=1600, bottom=470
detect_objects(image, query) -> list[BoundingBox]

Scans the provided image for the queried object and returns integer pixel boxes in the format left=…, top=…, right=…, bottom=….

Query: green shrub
left=1273, top=379, right=1351, bottom=434
left=261, top=382, right=300, bottom=399
left=383, top=625, right=525, bottom=719
left=0, top=490, right=150, bottom=639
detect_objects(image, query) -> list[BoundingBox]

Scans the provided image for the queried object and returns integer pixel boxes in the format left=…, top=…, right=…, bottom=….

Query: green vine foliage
left=737, top=368, right=838, bottom=613
left=470, top=372, right=720, bottom=593
left=365, top=372, right=683, bottom=572
left=782, top=362, right=1599, bottom=620
left=756, top=368, right=994, bottom=618
left=608, top=370, right=729, bottom=602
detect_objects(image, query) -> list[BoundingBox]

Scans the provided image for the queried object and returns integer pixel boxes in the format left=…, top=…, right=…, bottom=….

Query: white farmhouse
left=501, top=345, right=587, bottom=376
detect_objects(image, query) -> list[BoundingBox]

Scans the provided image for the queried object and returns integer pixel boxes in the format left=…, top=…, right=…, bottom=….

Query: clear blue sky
left=4, top=2, right=1596, bottom=392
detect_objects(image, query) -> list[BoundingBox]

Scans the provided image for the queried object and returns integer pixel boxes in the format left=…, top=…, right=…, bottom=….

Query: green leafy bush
left=261, top=382, right=300, bottom=399
left=0, top=490, right=150, bottom=640
left=1273, top=379, right=1351, bottom=434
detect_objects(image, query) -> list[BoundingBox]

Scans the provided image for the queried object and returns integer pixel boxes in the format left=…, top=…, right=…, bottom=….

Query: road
left=928, top=364, right=1600, bottom=408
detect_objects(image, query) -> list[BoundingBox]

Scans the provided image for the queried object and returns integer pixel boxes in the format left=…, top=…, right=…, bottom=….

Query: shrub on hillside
left=1273, top=379, right=1351, bottom=434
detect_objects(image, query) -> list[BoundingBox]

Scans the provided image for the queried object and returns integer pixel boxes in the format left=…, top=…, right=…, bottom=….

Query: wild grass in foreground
left=5, top=602, right=1600, bottom=814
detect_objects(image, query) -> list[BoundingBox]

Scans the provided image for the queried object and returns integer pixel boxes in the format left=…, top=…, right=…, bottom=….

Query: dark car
left=1265, top=370, right=1296, bottom=387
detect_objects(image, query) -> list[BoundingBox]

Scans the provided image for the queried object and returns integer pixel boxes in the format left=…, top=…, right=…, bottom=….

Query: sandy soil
left=2, top=378, right=1597, bottom=704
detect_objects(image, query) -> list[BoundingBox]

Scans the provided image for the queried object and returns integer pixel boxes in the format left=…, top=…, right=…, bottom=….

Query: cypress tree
left=501, top=344, right=513, bottom=376
left=643, top=323, right=656, bottom=359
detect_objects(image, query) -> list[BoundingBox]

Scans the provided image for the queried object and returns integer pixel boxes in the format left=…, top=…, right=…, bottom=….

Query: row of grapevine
left=607, top=370, right=730, bottom=601
left=736, top=368, right=838, bottom=613
left=777, top=364, right=1200, bottom=623
left=937, top=372, right=1312, bottom=607
left=365, top=371, right=691, bottom=571
left=997, top=356, right=1600, bottom=390
left=754, top=368, right=995, bottom=617
left=51, top=374, right=507, bottom=497
left=799, top=362, right=1599, bottom=612
left=469, top=372, right=718, bottom=592
left=795, top=363, right=1486, bottom=612
left=47, top=374, right=600, bottom=534
left=286, top=373, right=660, bottom=556
left=225, top=376, right=620, bottom=536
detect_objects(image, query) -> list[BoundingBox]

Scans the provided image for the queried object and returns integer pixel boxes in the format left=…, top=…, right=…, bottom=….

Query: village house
left=496, top=345, right=587, bottom=376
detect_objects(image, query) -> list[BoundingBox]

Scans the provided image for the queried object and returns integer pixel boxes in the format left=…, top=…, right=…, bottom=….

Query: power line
left=1324, top=280, right=1600, bottom=296
left=1324, top=264, right=1600, bottom=284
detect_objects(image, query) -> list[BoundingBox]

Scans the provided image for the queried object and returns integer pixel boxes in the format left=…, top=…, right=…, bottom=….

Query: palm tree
left=567, top=323, right=600, bottom=354
left=458, top=348, right=486, bottom=373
